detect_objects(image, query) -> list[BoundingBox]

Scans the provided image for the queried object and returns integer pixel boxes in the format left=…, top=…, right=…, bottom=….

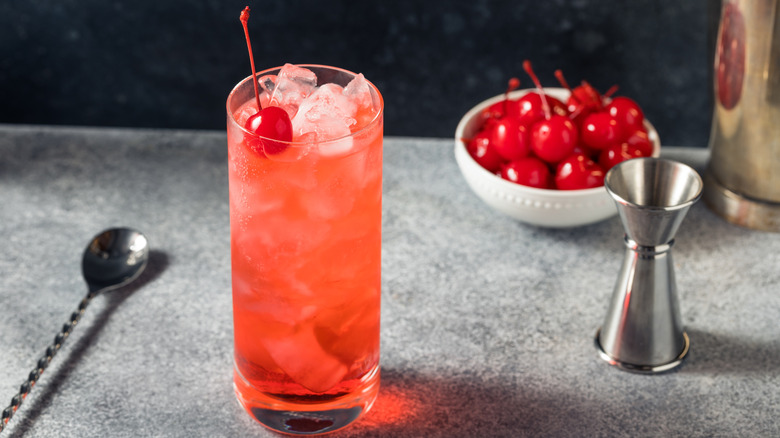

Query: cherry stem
left=580, top=80, right=605, bottom=109
left=554, top=70, right=572, bottom=93
left=554, top=68, right=582, bottom=109
left=603, top=84, right=619, bottom=99
left=503, top=77, right=520, bottom=116
left=523, top=60, right=551, bottom=120
left=240, top=7, right=262, bottom=111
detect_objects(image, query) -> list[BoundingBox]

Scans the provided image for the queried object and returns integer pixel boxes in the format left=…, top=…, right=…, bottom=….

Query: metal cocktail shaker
left=705, top=0, right=780, bottom=231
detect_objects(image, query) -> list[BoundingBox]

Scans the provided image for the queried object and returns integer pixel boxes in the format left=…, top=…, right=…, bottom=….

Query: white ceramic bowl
left=454, top=88, right=661, bottom=228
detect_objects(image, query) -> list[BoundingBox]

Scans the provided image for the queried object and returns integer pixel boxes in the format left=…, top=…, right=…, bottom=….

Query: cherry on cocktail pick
left=239, top=7, right=292, bottom=153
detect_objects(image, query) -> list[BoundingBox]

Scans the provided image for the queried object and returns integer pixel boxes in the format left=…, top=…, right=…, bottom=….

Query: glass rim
left=226, top=64, right=384, bottom=146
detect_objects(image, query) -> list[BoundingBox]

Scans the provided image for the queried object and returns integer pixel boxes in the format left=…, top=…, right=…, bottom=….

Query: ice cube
left=295, top=83, right=357, bottom=128
left=258, top=74, right=277, bottom=94
left=344, top=73, right=381, bottom=131
left=268, top=64, right=317, bottom=119
left=291, top=83, right=355, bottom=155
left=295, top=132, right=319, bottom=144
left=343, top=73, right=376, bottom=111
left=302, top=179, right=357, bottom=219
left=234, top=103, right=258, bottom=127
left=299, top=152, right=369, bottom=219
left=263, top=326, right=348, bottom=393
left=313, top=297, right=379, bottom=368
left=256, top=75, right=276, bottom=109
left=292, top=105, right=351, bottom=140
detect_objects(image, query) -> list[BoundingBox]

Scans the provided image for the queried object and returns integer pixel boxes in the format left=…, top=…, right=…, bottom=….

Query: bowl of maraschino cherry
left=454, top=60, right=660, bottom=227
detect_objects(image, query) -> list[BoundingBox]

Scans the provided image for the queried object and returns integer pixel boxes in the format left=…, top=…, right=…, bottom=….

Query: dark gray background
left=0, top=1, right=720, bottom=147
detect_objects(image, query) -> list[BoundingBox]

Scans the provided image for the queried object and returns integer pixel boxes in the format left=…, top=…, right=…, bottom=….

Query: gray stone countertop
left=0, top=124, right=778, bottom=437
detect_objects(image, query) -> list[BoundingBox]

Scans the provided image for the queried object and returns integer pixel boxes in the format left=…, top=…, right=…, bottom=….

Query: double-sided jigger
left=596, top=157, right=703, bottom=374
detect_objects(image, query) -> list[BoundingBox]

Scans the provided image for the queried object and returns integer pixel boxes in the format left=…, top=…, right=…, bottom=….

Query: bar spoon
left=0, top=227, right=149, bottom=433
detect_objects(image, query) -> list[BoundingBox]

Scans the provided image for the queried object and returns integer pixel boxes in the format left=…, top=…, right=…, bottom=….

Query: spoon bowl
left=82, top=228, right=149, bottom=293
left=1, top=227, right=149, bottom=433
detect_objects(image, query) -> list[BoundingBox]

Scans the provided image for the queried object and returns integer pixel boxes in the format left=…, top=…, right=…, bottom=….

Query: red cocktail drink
left=226, top=64, right=383, bottom=435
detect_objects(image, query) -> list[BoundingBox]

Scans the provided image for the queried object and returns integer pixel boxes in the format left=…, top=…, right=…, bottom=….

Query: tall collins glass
left=226, top=64, right=383, bottom=435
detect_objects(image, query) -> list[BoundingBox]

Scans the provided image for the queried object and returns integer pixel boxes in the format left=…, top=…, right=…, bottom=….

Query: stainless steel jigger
left=595, top=158, right=703, bottom=374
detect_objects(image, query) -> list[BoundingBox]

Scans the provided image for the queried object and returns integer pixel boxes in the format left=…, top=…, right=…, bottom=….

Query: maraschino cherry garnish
left=239, top=7, right=292, bottom=154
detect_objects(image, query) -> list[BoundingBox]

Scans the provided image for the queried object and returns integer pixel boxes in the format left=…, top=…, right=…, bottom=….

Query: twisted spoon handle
left=0, top=290, right=98, bottom=433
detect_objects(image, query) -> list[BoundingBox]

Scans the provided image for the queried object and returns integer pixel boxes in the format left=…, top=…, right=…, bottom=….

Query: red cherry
left=482, top=117, right=531, bottom=161
left=564, top=95, right=581, bottom=116
left=483, top=100, right=518, bottom=123
left=481, top=78, right=522, bottom=124
left=516, top=92, right=568, bottom=127
left=565, top=97, right=593, bottom=128
left=239, top=7, right=292, bottom=154
left=598, top=143, right=644, bottom=172
left=555, top=154, right=605, bottom=190
left=554, top=70, right=623, bottom=130
left=465, top=132, right=504, bottom=173
left=581, top=111, right=623, bottom=150
left=624, top=129, right=654, bottom=157
left=245, top=106, right=293, bottom=154
left=500, top=157, right=553, bottom=189
left=522, top=61, right=578, bottom=163
left=531, top=115, right=578, bottom=163
left=548, top=96, right=569, bottom=117
left=606, top=96, right=644, bottom=134
left=554, top=69, right=592, bottom=125
left=571, top=81, right=604, bottom=113
left=515, top=93, right=547, bottom=127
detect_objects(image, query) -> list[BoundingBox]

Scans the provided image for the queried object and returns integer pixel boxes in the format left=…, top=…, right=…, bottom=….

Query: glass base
left=234, top=365, right=380, bottom=435
left=248, top=406, right=362, bottom=435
